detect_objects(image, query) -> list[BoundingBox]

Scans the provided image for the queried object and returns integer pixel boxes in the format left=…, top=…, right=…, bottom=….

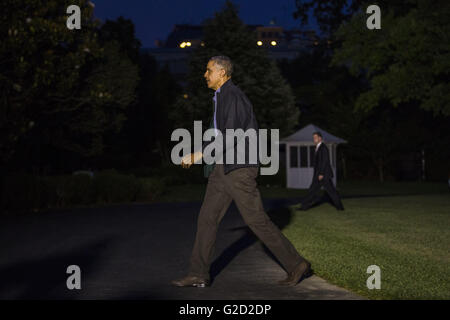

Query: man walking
left=300, top=132, right=344, bottom=211
left=171, top=56, right=311, bottom=287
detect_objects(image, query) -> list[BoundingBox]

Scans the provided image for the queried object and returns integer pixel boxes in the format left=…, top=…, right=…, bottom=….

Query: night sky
left=92, top=0, right=318, bottom=48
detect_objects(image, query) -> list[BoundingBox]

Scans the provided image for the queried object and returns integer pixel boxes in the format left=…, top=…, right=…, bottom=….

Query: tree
left=170, top=1, right=299, bottom=139
left=332, top=0, right=450, bottom=116
left=291, top=0, right=450, bottom=181
left=0, top=0, right=139, bottom=171
left=98, top=16, right=142, bottom=61
left=118, top=54, right=180, bottom=168
left=93, top=17, right=180, bottom=169
left=293, top=0, right=363, bottom=37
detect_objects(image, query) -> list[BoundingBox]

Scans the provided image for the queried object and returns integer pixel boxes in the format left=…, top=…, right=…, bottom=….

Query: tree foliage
left=332, top=0, right=450, bottom=116
left=293, top=0, right=363, bottom=37
left=0, top=0, right=139, bottom=166
left=171, top=1, right=299, bottom=138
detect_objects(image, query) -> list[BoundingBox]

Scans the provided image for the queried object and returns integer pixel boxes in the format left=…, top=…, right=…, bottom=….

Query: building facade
left=144, top=24, right=319, bottom=86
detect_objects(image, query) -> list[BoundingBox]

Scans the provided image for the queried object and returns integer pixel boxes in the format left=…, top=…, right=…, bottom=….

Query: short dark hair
left=210, top=55, right=233, bottom=77
left=313, top=131, right=323, bottom=139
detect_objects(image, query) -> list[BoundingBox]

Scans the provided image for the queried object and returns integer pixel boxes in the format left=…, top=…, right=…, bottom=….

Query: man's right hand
left=181, top=151, right=203, bottom=168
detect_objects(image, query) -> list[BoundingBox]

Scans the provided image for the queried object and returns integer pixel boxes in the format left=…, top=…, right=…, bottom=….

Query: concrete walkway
left=0, top=198, right=363, bottom=299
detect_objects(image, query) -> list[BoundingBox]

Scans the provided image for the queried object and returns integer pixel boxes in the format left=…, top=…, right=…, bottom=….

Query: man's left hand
left=318, top=175, right=324, bottom=181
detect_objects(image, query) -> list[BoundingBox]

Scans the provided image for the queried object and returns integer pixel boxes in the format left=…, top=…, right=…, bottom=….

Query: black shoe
left=299, top=203, right=311, bottom=211
left=171, top=275, right=210, bottom=287
left=278, top=261, right=313, bottom=286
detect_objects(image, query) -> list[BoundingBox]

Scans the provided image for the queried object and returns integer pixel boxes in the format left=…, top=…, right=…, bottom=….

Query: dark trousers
left=188, top=164, right=306, bottom=280
left=301, top=176, right=343, bottom=209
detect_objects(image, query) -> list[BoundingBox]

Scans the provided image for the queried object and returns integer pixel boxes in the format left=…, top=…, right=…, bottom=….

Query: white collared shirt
left=315, top=141, right=322, bottom=152
left=212, top=86, right=221, bottom=137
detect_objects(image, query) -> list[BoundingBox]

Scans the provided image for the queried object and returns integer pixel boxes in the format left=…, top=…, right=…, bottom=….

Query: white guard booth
left=279, top=124, right=347, bottom=189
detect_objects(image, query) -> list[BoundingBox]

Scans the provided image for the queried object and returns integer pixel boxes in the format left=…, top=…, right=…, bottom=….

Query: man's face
left=313, top=134, right=322, bottom=145
left=204, top=60, right=225, bottom=90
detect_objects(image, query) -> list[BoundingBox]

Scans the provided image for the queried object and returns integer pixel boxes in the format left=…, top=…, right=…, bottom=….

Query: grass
left=282, top=194, right=450, bottom=300
left=156, top=179, right=449, bottom=203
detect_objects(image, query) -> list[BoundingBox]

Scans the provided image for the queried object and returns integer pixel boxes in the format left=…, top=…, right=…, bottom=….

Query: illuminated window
left=186, top=41, right=191, bottom=47
left=179, top=42, right=186, bottom=48
left=257, top=40, right=263, bottom=46
left=271, top=40, right=277, bottom=46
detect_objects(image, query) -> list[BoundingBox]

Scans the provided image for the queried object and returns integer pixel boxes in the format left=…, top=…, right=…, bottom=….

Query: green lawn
left=156, top=180, right=448, bottom=203
left=282, top=194, right=450, bottom=300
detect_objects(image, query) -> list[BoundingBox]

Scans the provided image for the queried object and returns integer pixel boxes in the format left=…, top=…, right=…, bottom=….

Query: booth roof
left=280, top=124, right=347, bottom=144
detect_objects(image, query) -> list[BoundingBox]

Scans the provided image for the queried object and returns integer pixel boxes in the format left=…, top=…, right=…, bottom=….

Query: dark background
left=1, top=0, right=449, bottom=214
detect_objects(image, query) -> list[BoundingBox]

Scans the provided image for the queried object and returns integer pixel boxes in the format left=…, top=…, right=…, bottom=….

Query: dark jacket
left=313, top=143, right=334, bottom=179
left=202, top=78, right=260, bottom=176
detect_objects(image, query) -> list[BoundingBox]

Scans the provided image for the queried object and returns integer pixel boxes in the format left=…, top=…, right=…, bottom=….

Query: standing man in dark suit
left=171, top=56, right=312, bottom=288
left=300, top=132, right=344, bottom=211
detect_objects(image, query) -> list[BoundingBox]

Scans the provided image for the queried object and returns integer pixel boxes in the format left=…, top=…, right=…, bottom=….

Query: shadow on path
left=210, top=203, right=294, bottom=284
left=0, top=194, right=368, bottom=299
left=0, top=237, right=114, bottom=299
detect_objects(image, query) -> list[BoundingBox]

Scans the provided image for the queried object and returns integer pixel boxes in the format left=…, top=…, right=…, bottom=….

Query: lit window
left=257, top=40, right=263, bottom=46
left=179, top=42, right=186, bottom=48
left=186, top=41, right=192, bottom=47
left=271, top=40, right=277, bottom=46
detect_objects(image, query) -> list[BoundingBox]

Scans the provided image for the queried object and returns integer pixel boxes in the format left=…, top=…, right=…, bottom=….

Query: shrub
left=0, top=169, right=168, bottom=215
left=91, top=169, right=141, bottom=204
left=135, top=177, right=167, bottom=202
left=42, top=174, right=95, bottom=208
left=0, top=173, right=44, bottom=214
